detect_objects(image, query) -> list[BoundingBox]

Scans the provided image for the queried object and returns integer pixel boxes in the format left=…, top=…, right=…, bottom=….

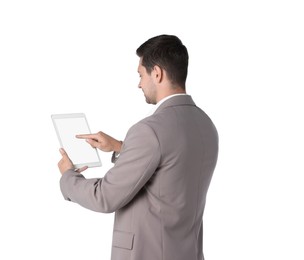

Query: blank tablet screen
left=52, top=113, right=101, bottom=168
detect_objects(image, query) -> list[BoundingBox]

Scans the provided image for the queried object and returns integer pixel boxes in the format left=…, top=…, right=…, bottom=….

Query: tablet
left=51, top=113, right=102, bottom=168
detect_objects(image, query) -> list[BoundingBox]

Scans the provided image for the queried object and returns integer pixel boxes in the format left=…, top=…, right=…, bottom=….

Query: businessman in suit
left=58, top=34, right=219, bottom=260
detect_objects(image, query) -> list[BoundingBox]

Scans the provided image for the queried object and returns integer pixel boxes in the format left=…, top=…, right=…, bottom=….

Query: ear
left=152, top=65, right=163, bottom=84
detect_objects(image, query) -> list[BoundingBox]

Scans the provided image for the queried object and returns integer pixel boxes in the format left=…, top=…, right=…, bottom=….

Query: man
left=58, top=34, right=218, bottom=260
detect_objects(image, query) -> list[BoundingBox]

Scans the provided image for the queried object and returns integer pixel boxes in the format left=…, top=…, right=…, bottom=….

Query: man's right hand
left=76, top=131, right=122, bottom=153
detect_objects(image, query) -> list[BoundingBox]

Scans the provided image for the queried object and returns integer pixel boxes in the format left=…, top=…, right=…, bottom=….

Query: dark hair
left=136, top=35, right=188, bottom=89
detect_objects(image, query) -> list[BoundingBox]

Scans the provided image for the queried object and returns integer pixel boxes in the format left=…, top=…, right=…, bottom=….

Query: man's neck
left=156, top=88, right=186, bottom=104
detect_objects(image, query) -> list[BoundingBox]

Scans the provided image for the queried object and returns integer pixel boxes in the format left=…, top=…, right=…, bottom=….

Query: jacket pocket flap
left=112, top=230, right=134, bottom=250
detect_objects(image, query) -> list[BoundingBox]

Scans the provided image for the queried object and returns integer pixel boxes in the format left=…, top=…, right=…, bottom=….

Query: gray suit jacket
left=60, top=95, right=218, bottom=260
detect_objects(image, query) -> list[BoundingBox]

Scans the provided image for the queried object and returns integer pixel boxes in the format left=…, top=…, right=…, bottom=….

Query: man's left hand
left=58, top=148, right=88, bottom=175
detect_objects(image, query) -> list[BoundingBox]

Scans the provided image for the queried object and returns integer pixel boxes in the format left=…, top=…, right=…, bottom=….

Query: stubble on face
left=143, top=86, right=157, bottom=104
left=138, top=61, right=157, bottom=105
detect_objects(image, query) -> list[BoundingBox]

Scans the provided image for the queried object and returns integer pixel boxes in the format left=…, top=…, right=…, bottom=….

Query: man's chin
left=144, top=95, right=156, bottom=105
left=144, top=96, right=151, bottom=104
left=145, top=99, right=156, bottom=105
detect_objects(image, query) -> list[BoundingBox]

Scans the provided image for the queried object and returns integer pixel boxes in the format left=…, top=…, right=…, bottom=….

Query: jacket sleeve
left=60, top=122, right=161, bottom=213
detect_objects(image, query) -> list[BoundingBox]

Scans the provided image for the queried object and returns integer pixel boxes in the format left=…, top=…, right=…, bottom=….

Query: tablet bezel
left=51, top=113, right=102, bottom=169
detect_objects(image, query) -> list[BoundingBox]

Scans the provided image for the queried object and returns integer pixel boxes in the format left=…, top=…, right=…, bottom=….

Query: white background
left=1, top=1, right=303, bottom=259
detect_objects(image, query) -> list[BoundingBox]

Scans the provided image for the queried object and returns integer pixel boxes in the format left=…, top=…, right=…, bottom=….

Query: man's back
left=110, top=95, right=218, bottom=260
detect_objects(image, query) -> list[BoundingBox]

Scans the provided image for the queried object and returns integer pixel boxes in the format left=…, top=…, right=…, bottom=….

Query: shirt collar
left=147, top=93, right=188, bottom=116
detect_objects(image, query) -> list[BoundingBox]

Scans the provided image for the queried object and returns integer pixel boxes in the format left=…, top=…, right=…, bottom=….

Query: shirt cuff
left=111, top=151, right=120, bottom=163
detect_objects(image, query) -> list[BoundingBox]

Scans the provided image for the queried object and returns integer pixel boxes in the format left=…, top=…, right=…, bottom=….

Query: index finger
left=76, top=134, right=95, bottom=139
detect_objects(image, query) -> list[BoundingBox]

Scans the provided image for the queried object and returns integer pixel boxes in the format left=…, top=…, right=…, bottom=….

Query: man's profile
left=57, top=34, right=219, bottom=260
